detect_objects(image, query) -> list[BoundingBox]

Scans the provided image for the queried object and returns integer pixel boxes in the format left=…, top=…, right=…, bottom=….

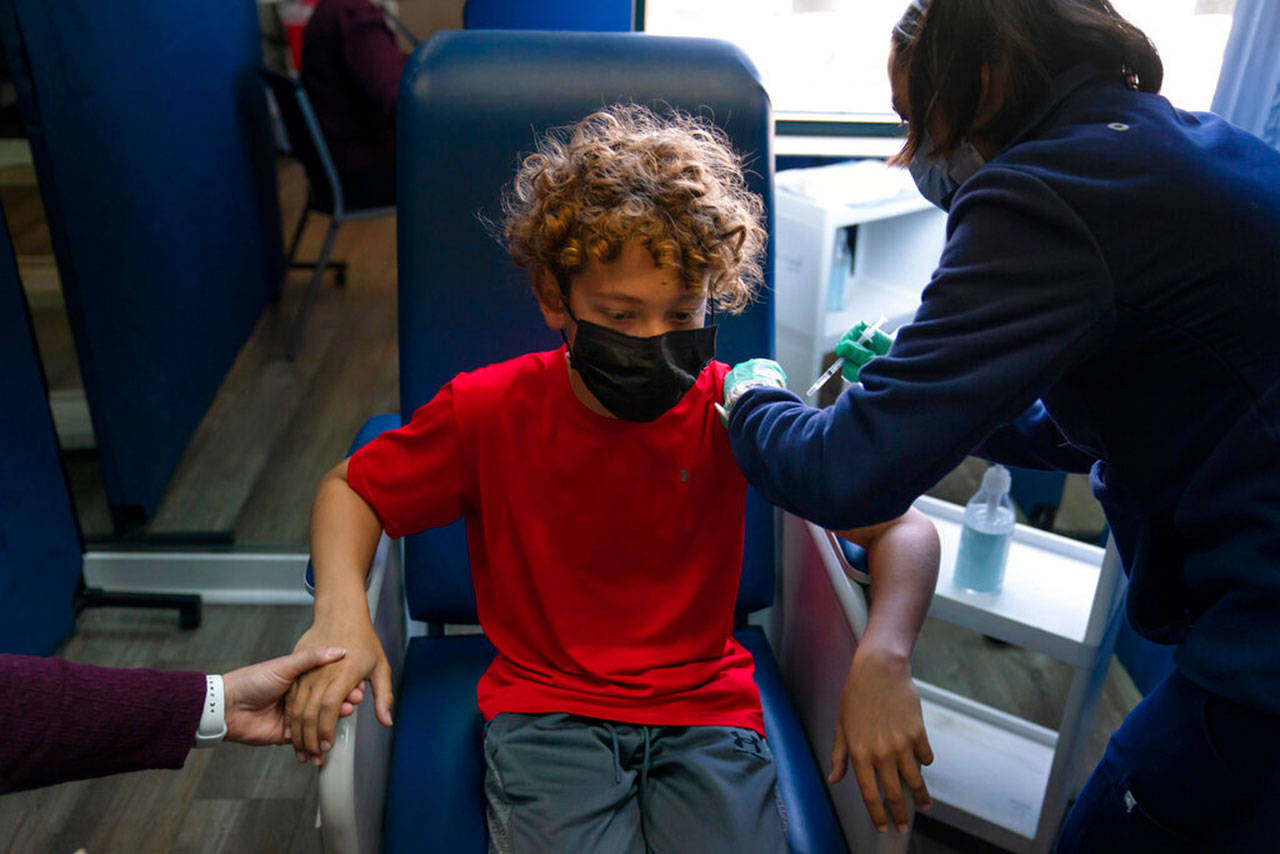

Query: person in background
left=0, top=647, right=361, bottom=793
left=300, top=0, right=408, bottom=208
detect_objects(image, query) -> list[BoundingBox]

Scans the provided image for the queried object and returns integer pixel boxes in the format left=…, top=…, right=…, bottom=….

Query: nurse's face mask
left=561, top=298, right=717, bottom=423
left=909, top=131, right=986, bottom=211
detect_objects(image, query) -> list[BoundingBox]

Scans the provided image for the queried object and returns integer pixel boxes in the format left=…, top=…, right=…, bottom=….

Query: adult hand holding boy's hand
left=286, top=614, right=393, bottom=765
left=828, top=647, right=933, bottom=834
left=222, top=646, right=361, bottom=746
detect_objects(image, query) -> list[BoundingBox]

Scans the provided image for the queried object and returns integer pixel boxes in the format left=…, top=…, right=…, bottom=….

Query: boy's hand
left=286, top=616, right=394, bottom=765
left=222, top=647, right=362, bottom=746
left=718, top=358, right=787, bottom=425
left=828, top=647, right=933, bottom=834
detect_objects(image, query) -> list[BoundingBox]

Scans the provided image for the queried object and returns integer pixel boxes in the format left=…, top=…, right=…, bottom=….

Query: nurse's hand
left=828, top=646, right=933, bottom=833
left=834, top=320, right=893, bottom=383
left=718, top=358, right=787, bottom=425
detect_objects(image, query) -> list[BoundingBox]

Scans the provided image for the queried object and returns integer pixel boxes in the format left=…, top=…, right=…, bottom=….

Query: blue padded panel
left=384, top=634, right=496, bottom=854
left=384, top=630, right=845, bottom=853
left=736, top=627, right=847, bottom=854
left=0, top=206, right=83, bottom=655
left=463, top=0, right=634, bottom=32
left=396, top=30, right=776, bottom=622
left=0, top=0, right=283, bottom=518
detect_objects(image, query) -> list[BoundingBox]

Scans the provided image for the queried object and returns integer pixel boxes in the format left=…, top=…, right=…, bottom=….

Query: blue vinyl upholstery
left=375, top=30, right=841, bottom=853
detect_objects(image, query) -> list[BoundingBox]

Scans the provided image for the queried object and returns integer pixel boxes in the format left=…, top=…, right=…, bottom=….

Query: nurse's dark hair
left=889, top=0, right=1163, bottom=163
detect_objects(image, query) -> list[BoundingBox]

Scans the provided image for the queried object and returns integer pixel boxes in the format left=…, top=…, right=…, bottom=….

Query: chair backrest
left=462, top=0, right=633, bottom=31
left=257, top=66, right=343, bottom=213
left=396, top=30, right=776, bottom=625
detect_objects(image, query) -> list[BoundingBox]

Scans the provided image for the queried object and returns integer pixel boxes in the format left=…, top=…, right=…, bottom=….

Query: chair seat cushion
left=384, top=630, right=846, bottom=853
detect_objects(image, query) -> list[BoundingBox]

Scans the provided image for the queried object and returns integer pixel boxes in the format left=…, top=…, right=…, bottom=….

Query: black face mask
left=564, top=316, right=717, bottom=422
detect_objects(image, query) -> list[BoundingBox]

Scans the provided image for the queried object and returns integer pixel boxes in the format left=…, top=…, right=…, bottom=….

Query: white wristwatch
left=194, top=674, right=228, bottom=747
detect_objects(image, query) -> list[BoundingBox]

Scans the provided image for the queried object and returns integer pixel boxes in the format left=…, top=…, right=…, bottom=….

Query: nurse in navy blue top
left=725, top=0, right=1280, bottom=848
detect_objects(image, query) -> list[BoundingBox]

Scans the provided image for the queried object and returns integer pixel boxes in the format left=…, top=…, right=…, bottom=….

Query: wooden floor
left=3, top=160, right=400, bottom=547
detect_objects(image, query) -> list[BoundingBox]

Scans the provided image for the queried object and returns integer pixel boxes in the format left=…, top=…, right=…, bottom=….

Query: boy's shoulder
left=453, top=348, right=561, bottom=389
left=696, top=359, right=731, bottom=399
left=447, top=348, right=562, bottom=416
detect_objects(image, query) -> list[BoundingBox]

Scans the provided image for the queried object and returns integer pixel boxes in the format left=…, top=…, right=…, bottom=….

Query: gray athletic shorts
left=483, top=712, right=788, bottom=853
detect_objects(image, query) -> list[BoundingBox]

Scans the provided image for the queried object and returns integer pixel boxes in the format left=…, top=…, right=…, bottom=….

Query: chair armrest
left=779, top=514, right=910, bottom=853
left=317, top=533, right=407, bottom=854
left=826, top=530, right=871, bottom=587
left=308, top=413, right=406, bottom=854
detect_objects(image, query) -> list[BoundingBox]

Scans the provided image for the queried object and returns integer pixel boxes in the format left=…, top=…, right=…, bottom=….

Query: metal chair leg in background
left=288, top=217, right=339, bottom=360
left=285, top=204, right=311, bottom=268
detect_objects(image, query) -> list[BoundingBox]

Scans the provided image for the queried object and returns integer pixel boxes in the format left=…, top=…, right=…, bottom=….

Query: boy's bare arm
left=828, top=508, right=940, bottom=834
left=286, top=459, right=394, bottom=765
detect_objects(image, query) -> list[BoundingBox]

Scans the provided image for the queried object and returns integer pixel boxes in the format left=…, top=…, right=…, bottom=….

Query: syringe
left=805, top=315, right=889, bottom=398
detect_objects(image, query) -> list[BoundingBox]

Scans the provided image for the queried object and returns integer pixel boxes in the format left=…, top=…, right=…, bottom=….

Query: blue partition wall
left=0, top=207, right=82, bottom=654
left=0, top=1, right=283, bottom=522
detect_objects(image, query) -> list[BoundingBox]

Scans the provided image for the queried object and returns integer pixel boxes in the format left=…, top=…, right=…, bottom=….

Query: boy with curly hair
left=289, top=104, right=940, bottom=850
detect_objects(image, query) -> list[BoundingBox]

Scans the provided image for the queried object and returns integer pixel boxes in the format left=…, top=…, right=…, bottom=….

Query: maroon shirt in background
left=300, top=0, right=408, bottom=206
left=0, top=654, right=203, bottom=793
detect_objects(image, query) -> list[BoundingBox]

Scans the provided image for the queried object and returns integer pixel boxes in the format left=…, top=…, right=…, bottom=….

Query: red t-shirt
left=347, top=347, right=763, bottom=733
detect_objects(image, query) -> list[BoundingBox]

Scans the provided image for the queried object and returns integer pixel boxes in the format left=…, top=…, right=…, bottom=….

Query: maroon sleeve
left=346, top=382, right=475, bottom=538
left=339, top=0, right=408, bottom=120
left=0, top=654, right=204, bottom=793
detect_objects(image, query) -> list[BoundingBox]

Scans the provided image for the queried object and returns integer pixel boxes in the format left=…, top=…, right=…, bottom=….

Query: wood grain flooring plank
left=97, top=755, right=212, bottom=853
left=286, top=780, right=324, bottom=854
left=193, top=742, right=316, bottom=802
left=9, top=769, right=138, bottom=853
left=171, top=798, right=244, bottom=854
left=0, top=184, right=53, bottom=254
left=222, top=797, right=309, bottom=853
left=232, top=283, right=398, bottom=546
left=147, top=169, right=394, bottom=540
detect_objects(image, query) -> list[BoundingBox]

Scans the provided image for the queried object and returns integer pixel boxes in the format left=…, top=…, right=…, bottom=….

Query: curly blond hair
left=503, top=104, right=766, bottom=313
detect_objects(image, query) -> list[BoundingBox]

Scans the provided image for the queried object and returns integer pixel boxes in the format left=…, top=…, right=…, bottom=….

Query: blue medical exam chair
left=310, top=31, right=846, bottom=854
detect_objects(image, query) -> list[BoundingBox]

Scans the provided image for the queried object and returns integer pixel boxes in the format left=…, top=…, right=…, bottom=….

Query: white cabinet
left=774, top=160, right=947, bottom=395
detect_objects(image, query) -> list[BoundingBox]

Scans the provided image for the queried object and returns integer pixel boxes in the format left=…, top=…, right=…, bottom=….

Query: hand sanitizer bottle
left=954, top=464, right=1016, bottom=594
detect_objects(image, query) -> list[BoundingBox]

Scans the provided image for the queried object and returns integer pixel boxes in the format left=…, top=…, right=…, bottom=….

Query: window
left=641, top=0, right=1237, bottom=131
